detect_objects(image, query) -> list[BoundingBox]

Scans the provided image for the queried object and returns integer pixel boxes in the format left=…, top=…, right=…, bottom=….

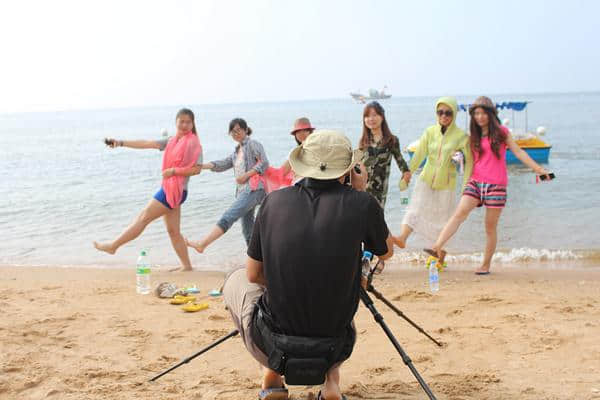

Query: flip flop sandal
left=181, top=302, right=209, bottom=312
left=474, top=271, right=491, bottom=275
left=258, top=387, right=288, bottom=400
left=169, top=295, right=196, bottom=305
left=316, top=391, right=347, bottom=400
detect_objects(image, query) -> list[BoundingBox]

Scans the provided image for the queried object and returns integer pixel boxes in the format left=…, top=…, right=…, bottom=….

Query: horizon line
left=2, top=89, right=599, bottom=116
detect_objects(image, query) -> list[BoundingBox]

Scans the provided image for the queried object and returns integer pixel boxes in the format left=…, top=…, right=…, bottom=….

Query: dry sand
left=1, top=263, right=599, bottom=400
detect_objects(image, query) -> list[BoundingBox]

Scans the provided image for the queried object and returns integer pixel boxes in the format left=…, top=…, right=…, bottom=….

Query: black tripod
left=360, top=287, right=438, bottom=400
left=149, top=329, right=239, bottom=382
left=365, top=281, right=443, bottom=347
left=365, top=258, right=443, bottom=347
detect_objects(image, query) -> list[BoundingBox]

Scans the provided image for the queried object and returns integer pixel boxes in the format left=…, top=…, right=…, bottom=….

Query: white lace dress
left=402, top=176, right=457, bottom=242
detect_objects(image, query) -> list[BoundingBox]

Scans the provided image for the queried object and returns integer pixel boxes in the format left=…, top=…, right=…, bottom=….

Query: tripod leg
left=360, top=289, right=438, bottom=400
left=149, top=330, right=239, bottom=382
left=367, top=285, right=443, bottom=347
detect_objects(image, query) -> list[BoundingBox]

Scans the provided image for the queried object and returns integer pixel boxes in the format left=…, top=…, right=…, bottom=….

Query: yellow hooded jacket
left=409, top=96, right=472, bottom=191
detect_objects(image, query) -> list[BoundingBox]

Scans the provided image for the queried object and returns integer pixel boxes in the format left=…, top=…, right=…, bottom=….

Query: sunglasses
left=437, top=109, right=453, bottom=118
left=230, top=128, right=245, bottom=136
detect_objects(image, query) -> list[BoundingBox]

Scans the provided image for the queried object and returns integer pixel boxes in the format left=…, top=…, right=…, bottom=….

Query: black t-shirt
left=247, top=178, right=389, bottom=338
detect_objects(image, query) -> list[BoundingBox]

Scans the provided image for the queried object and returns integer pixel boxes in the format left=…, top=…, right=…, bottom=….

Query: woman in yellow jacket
left=394, top=96, right=473, bottom=248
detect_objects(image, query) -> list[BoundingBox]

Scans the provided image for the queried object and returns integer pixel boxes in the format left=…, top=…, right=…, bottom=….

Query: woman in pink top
left=94, top=109, right=202, bottom=272
left=427, top=97, right=551, bottom=274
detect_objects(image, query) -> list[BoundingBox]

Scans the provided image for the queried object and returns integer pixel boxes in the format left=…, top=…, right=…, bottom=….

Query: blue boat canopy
left=458, top=101, right=529, bottom=112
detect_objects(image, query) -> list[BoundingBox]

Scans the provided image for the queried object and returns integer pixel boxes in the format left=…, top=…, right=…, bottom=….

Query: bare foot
left=392, top=235, right=406, bottom=248
left=169, top=266, right=193, bottom=272
left=93, top=241, right=116, bottom=255
left=185, top=238, right=206, bottom=254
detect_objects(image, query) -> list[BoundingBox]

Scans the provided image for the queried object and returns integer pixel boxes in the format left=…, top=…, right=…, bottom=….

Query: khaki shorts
left=223, top=268, right=269, bottom=367
left=223, top=268, right=354, bottom=372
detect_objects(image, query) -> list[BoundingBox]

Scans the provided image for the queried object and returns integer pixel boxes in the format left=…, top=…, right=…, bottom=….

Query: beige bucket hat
left=288, top=130, right=363, bottom=180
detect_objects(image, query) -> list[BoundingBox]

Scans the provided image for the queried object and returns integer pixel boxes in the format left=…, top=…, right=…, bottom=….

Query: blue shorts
left=153, top=187, right=188, bottom=209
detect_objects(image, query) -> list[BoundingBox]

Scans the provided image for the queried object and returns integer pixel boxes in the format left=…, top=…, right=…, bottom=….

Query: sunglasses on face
left=437, top=109, right=453, bottom=118
left=230, top=129, right=244, bottom=136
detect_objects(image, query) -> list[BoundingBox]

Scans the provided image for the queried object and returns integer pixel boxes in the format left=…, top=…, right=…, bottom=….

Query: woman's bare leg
left=163, top=206, right=193, bottom=272
left=476, top=207, right=503, bottom=273
left=393, top=224, right=413, bottom=248
left=94, top=199, right=168, bottom=254
left=431, top=195, right=479, bottom=255
left=185, top=225, right=225, bottom=254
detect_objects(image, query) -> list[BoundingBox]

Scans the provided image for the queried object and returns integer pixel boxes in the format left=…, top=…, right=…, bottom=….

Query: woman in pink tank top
left=426, top=96, right=551, bottom=275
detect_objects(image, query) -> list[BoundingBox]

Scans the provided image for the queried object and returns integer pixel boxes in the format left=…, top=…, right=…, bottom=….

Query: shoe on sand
left=169, top=295, right=196, bottom=305
left=258, top=387, right=288, bottom=400
left=181, top=302, right=209, bottom=312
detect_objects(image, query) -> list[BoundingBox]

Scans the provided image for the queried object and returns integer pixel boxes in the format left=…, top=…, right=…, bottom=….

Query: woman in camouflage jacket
left=359, top=101, right=411, bottom=208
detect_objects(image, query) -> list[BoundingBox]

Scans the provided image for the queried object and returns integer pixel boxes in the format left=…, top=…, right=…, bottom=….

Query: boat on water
left=406, top=101, right=552, bottom=165
left=350, top=86, right=391, bottom=103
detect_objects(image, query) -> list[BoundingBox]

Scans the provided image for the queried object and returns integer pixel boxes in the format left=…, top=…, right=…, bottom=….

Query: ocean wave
left=391, top=247, right=591, bottom=264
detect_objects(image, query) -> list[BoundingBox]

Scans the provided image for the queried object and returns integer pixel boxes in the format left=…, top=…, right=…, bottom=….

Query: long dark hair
left=229, top=118, right=253, bottom=136
left=469, top=107, right=506, bottom=159
left=175, top=108, right=197, bottom=134
left=359, top=101, right=397, bottom=150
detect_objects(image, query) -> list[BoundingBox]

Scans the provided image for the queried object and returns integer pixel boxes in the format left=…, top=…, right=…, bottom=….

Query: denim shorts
left=153, top=187, right=188, bottom=209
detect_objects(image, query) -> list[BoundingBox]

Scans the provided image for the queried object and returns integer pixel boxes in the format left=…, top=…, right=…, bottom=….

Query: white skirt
left=402, top=177, right=457, bottom=242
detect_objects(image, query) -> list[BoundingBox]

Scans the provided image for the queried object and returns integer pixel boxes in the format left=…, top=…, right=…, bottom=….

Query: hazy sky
left=1, top=0, right=598, bottom=113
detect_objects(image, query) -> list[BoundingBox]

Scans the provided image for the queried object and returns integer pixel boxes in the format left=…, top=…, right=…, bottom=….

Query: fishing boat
left=350, top=86, right=391, bottom=103
left=406, top=101, right=552, bottom=165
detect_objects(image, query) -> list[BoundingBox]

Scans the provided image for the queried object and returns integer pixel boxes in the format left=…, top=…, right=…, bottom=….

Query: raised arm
left=209, top=155, right=234, bottom=172
left=104, top=138, right=162, bottom=150
left=505, top=133, right=548, bottom=175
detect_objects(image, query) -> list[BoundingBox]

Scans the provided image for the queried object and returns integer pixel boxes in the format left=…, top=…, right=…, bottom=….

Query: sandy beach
left=1, top=262, right=599, bottom=400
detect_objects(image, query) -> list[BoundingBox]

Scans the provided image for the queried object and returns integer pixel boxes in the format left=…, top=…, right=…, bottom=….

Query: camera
left=344, top=164, right=362, bottom=185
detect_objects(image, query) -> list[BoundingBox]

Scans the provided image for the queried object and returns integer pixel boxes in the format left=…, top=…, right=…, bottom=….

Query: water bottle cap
left=140, top=250, right=147, bottom=256
left=363, top=250, right=373, bottom=260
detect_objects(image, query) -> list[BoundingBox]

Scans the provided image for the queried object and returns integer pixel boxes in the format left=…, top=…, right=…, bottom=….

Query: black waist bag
left=252, top=305, right=354, bottom=386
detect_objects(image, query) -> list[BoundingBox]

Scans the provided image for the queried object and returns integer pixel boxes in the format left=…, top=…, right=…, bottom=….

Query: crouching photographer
left=223, top=130, right=394, bottom=400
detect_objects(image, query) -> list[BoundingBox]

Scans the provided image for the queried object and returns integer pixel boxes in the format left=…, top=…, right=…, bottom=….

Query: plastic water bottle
left=361, top=250, right=373, bottom=278
left=136, top=250, right=151, bottom=294
left=428, top=259, right=439, bottom=293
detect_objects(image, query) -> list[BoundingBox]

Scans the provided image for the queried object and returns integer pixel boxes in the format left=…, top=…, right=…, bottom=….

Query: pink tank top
left=470, top=131, right=508, bottom=186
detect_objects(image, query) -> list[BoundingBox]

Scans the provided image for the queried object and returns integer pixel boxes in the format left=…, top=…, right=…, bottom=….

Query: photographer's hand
left=350, top=163, right=367, bottom=191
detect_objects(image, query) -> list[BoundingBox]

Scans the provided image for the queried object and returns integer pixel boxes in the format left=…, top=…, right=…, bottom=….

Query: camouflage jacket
left=362, top=138, right=409, bottom=208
